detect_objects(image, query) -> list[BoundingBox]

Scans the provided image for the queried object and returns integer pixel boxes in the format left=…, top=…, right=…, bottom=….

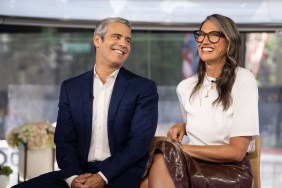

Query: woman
left=140, top=14, right=259, bottom=188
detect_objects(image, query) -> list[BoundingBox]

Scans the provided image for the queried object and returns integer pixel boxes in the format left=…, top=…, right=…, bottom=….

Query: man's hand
left=84, top=173, right=106, bottom=188
left=167, top=122, right=186, bottom=143
left=71, top=173, right=92, bottom=188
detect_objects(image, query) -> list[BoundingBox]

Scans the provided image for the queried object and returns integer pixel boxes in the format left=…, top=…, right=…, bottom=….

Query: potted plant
left=6, top=122, right=55, bottom=150
left=0, top=165, right=13, bottom=188
left=6, top=122, right=56, bottom=181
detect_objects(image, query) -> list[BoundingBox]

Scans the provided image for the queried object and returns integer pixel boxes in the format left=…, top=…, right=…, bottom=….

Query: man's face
left=94, top=22, right=131, bottom=69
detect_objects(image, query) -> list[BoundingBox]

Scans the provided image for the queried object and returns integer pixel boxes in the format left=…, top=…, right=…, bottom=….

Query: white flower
left=6, top=122, right=55, bottom=150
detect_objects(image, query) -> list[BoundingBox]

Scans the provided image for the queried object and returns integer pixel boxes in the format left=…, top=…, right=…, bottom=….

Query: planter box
left=0, top=175, right=9, bottom=188
left=18, top=145, right=55, bottom=182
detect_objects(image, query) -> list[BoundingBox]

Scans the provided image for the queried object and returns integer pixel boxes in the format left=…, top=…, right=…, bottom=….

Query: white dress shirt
left=88, top=68, right=118, bottom=161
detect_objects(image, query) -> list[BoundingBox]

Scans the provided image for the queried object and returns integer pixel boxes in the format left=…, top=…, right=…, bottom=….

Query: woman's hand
left=167, top=122, right=186, bottom=143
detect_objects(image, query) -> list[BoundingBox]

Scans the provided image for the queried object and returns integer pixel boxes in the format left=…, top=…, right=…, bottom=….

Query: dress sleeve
left=176, top=81, right=188, bottom=123
left=230, top=72, right=259, bottom=137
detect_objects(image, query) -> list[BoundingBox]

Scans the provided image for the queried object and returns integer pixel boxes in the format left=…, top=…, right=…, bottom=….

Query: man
left=13, top=17, right=158, bottom=188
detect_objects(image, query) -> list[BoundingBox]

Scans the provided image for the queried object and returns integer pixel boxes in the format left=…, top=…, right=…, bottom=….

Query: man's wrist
left=65, top=175, right=78, bottom=188
left=98, top=171, right=108, bottom=184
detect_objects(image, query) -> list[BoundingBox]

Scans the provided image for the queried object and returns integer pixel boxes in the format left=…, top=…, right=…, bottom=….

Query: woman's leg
left=139, top=177, right=148, bottom=188
left=147, top=154, right=175, bottom=188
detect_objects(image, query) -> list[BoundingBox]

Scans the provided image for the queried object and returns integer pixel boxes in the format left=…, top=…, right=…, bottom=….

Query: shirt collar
left=93, top=64, right=120, bottom=80
left=205, top=73, right=216, bottom=82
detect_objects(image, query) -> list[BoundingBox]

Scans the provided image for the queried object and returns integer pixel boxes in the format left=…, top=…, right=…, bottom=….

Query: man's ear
left=93, top=34, right=101, bottom=48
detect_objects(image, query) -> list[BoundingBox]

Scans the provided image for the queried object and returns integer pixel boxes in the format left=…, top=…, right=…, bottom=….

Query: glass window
left=245, top=32, right=282, bottom=188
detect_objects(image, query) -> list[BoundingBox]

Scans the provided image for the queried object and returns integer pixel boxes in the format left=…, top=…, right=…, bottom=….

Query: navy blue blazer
left=54, top=67, right=158, bottom=182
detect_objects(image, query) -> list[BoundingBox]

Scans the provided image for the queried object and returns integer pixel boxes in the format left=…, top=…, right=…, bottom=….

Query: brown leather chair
left=149, top=135, right=262, bottom=188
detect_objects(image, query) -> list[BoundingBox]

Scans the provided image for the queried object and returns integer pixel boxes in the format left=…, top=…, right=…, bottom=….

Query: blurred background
left=0, top=0, right=282, bottom=187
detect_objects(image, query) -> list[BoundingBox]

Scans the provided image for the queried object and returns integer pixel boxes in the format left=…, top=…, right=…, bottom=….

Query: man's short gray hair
left=94, top=17, right=131, bottom=40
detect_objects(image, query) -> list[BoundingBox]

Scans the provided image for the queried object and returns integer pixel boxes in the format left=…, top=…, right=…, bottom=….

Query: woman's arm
left=182, top=136, right=251, bottom=163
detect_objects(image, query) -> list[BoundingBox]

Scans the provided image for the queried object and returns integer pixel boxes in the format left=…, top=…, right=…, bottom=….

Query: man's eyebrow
left=112, top=33, right=122, bottom=36
left=111, top=33, right=131, bottom=41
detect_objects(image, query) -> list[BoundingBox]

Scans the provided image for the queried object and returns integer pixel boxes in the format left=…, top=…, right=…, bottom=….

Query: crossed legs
left=139, top=154, right=175, bottom=188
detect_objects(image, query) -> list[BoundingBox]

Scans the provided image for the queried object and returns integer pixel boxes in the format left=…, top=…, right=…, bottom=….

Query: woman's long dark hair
left=190, top=14, right=241, bottom=111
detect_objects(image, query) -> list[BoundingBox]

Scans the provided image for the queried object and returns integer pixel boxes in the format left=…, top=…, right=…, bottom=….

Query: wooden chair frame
left=247, top=136, right=261, bottom=188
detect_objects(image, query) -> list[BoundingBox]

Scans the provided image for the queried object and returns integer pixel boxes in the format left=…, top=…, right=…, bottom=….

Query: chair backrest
left=247, top=136, right=262, bottom=188
left=149, top=136, right=262, bottom=188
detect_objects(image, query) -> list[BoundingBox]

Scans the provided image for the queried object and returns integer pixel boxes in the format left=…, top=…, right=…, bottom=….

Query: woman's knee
left=152, top=153, right=165, bottom=164
left=139, top=177, right=148, bottom=188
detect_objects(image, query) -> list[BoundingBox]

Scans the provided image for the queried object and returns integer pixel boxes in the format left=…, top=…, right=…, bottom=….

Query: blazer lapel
left=107, top=68, right=130, bottom=150
left=108, top=68, right=130, bottom=122
left=81, top=70, right=94, bottom=163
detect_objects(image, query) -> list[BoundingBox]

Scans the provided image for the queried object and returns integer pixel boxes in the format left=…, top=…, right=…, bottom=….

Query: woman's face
left=197, top=20, right=228, bottom=66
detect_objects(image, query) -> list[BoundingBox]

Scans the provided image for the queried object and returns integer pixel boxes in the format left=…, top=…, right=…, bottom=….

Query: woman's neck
left=205, top=62, right=224, bottom=78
